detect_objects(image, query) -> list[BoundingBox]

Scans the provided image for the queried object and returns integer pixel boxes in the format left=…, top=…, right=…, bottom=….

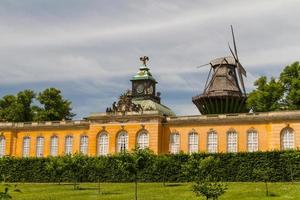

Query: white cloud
left=0, top=0, right=300, bottom=118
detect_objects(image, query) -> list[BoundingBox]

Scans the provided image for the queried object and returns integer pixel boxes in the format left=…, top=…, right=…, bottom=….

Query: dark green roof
left=132, top=99, right=175, bottom=116
left=131, top=66, right=156, bottom=82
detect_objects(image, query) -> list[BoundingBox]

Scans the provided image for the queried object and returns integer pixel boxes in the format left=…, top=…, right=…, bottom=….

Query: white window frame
left=281, top=128, right=295, bottom=150
left=117, top=131, right=128, bottom=153
left=0, top=136, right=5, bottom=157
left=80, top=135, right=89, bottom=155
left=188, top=132, right=198, bottom=154
left=170, top=132, right=180, bottom=154
left=227, top=130, right=238, bottom=153
left=207, top=131, right=218, bottom=153
left=137, top=131, right=149, bottom=149
left=23, top=137, right=30, bottom=157
left=36, top=136, right=44, bottom=158
left=65, top=135, right=73, bottom=155
left=98, top=132, right=109, bottom=156
left=50, top=136, right=58, bottom=156
left=247, top=129, right=258, bottom=152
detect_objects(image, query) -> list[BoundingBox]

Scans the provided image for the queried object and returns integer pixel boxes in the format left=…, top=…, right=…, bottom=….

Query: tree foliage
left=246, top=76, right=284, bottom=112
left=247, top=61, right=300, bottom=112
left=0, top=88, right=75, bottom=122
left=280, top=61, right=300, bottom=110
left=0, top=90, right=35, bottom=122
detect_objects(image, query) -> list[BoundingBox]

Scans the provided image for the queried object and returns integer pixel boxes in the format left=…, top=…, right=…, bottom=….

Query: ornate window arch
left=247, top=128, right=258, bottom=152
left=227, top=129, right=238, bottom=153
left=188, top=130, right=198, bottom=154
left=137, top=130, right=149, bottom=149
left=50, top=135, right=58, bottom=156
left=65, top=135, right=73, bottom=155
left=0, top=136, right=5, bottom=157
left=169, top=131, right=180, bottom=154
left=98, top=132, right=109, bottom=156
left=80, top=135, right=89, bottom=155
left=207, top=130, right=217, bottom=153
left=117, top=131, right=128, bottom=153
left=281, top=127, right=295, bottom=150
left=36, top=136, right=45, bottom=157
left=23, top=136, right=30, bottom=157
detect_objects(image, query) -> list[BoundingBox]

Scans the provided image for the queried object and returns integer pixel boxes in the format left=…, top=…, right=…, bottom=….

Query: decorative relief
left=106, top=90, right=143, bottom=114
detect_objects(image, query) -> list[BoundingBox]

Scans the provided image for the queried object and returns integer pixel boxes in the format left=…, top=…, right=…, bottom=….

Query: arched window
left=36, top=136, right=44, bottom=157
left=207, top=131, right=217, bottom=153
left=227, top=130, right=238, bottom=153
left=0, top=136, right=5, bottom=157
left=80, top=135, right=89, bottom=155
left=50, top=136, right=58, bottom=156
left=117, top=131, right=128, bottom=153
left=281, top=128, right=295, bottom=150
left=170, top=132, right=180, bottom=154
left=247, top=129, right=258, bottom=152
left=65, top=135, right=73, bottom=155
left=137, top=131, right=149, bottom=149
left=23, top=137, right=30, bottom=157
left=188, top=131, right=198, bottom=154
left=98, top=132, right=109, bottom=156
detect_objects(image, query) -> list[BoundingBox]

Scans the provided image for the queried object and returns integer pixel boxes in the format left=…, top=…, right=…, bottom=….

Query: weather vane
left=140, top=56, right=149, bottom=67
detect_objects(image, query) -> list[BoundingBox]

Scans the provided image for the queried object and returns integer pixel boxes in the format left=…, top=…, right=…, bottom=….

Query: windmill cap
left=210, top=56, right=236, bottom=67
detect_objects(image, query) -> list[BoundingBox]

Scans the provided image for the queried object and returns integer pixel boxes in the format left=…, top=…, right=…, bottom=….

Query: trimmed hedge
left=0, top=151, right=299, bottom=183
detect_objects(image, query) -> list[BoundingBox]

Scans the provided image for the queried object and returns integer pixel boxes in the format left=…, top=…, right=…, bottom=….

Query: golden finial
left=140, top=56, right=149, bottom=67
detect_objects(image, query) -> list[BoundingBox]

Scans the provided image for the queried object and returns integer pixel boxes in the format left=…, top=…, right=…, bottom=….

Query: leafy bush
left=0, top=150, right=299, bottom=183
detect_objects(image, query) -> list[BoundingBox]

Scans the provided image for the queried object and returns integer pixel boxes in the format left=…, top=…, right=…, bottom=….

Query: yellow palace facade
left=0, top=59, right=299, bottom=157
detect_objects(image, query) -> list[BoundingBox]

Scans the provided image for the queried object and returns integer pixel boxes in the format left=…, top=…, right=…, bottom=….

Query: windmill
left=192, top=26, right=248, bottom=114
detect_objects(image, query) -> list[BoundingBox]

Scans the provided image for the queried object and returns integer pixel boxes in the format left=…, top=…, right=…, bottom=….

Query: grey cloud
left=0, top=0, right=299, bottom=118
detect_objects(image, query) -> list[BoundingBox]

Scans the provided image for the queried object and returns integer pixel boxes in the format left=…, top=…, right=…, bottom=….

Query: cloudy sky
left=0, top=0, right=299, bottom=119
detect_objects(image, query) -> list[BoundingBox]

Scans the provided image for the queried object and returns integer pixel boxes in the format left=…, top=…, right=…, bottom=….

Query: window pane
left=117, top=132, right=128, bottom=153
left=227, top=131, right=237, bottom=153
left=23, top=137, right=30, bottom=157
left=189, top=132, right=198, bottom=153
left=247, top=130, right=258, bottom=152
left=50, top=136, right=58, bottom=156
left=98, top=133, right=109, bottom=156
left=137, top=131, right=149, bottom=149
left=36, top=137, right=44, bottom=157
left=80, top=136, right=88, bottom=155
left=170, top=133, right=180, bottom=154
left=207, top=132, right=217, bottom=153
left=281, top=128, right=294, bottom=150
left=65, top=136, right=73, bottom=155
left=0, top=136, right=5, bottom=157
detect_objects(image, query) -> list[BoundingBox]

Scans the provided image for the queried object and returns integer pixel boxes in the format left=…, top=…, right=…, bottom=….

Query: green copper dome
left=131, top=65, right=157, bottom=82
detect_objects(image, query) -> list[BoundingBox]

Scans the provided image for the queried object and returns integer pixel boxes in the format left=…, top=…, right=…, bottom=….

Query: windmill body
left=192, top=27, right=248, bottom=114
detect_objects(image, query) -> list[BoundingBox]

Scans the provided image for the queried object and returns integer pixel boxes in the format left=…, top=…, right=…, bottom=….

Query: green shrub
left=0, top=150, right=298, bottom=183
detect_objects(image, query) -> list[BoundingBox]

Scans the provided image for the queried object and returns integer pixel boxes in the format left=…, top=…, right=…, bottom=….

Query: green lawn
left=0, top=182, right=299, bottom=200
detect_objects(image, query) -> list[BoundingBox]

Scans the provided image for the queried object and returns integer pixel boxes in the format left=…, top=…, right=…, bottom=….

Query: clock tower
left=131, top=56, right=160, bottom=103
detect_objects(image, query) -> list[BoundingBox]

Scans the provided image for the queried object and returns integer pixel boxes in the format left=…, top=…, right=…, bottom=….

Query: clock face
left=147, top=85, right=154, bottom=94
left=136, top=84, right=144, bottom=94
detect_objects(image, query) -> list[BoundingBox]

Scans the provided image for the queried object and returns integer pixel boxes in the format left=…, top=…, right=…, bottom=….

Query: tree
left=187, top=156, right=227, bottom=200
left=94, top=157, right=109, bottom=195
left=45, top=157, right=67, bottom=184
left=246, top=76, right=284, bottom=112
left=65, top=154, right=88, bottom=190
left=281, top=151, right=300, bottom=183
left=119, top=148, right=153, bottom=200
left=0, top=90, right=35, bottom=122
left=253, top=167, right=274, bottom=196
left=280, top=61, right=300, bottom=110
left=154, top=155, right=171, bottom=186
left=34, top=88, right=75, bottom=121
